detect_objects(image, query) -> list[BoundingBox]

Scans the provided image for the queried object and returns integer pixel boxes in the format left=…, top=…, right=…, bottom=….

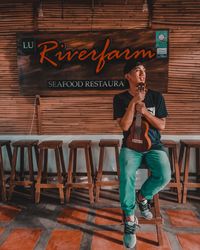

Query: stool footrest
left=99, top=171, right=118, bottom=175
left=96, top=180, right=119, bottom=186
left=138, top=217, right=163, bottom=224
left=67, top=183, right=93, bottom=188
left=184, top=182, right=200, bottom=187
left=13, top=181, right=33, bottom=186
left=167, top=183, right=182, bottom=188
left=36, top=184, right=64, bottom=188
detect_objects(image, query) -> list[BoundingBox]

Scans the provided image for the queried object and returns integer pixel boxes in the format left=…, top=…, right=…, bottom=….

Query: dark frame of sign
left=17, top=29, right=169, bottom=96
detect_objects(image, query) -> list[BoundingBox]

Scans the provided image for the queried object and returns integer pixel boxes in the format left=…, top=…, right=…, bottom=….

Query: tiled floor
left=0, top=205, right=21, bottom=222
left=46, top=230, right=83, bottom=250
left=0, top=229, right=42, bottom=250
left=0, top=189, right=199, bottom=250
left=136, top=232, right=171, bottom=250
left=176, top=233, right=200, bottom=250
left=166, top=209, right=200, bottom=227
left=57, top=207, right=89, bottom=225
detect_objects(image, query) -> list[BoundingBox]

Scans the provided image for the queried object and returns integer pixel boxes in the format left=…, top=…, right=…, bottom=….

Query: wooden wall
left=0, top=0, right=199, bottom=135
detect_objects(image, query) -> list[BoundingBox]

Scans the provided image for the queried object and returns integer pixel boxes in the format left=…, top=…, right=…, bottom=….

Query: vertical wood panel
left=0, top=0, right=199, bottom=135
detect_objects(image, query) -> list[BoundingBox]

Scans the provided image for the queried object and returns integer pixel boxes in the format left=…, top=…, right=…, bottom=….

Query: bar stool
left=66, top=140, right=94, bottom=204
left=95, top=139, right=120, bottom=202
left=161, top=140, right=182, bottom=203
left=148, top=193, right=163, bottom=246
left=35, top=140, right=66, bottom=204
left=122, top=166, right=164, bottom=246
left=178, top=140, right=200, bottom=203
left=8, top=140, right=39, bottom=201
left=0, top=140, right=12, bottom=201
left=139, top=166, right=164, bottom=246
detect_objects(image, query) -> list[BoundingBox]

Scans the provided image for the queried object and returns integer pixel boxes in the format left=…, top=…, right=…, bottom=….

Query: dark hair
left=123, top=59, right=145, bottom=75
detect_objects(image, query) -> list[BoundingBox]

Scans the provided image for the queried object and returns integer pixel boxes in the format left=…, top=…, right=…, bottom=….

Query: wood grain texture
left=0, top=0, right=199, bottom=135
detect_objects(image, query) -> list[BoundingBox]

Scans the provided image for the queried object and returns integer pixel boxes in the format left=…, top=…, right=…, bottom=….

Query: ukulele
left=126, top=83, right=152, bottom=152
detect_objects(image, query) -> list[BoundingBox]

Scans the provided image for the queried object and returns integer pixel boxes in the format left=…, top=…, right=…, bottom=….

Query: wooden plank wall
left=0, top=0, right=199, bottom=135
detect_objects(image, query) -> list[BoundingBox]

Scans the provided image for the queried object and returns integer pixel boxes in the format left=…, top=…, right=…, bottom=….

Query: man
left=113, top=59, right=171, bottom=248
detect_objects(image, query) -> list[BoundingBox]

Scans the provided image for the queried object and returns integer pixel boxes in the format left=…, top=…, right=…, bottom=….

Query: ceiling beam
left=147, top=0, right=154, bottom=28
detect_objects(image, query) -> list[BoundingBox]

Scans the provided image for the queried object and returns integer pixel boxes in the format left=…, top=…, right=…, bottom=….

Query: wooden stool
left=8, top=140, right=39, bottom=201
left=140, top=166, right=164, bottom=246
left=35, top=140, right=66, bottom=204
left=66, top=140, right=94, bottom=204
left=95, top=139, right=120, bottom=202
left=0, top=140, right=12, bottom=201
left=161, top=140, right=182, bottom=203
left=178, top=140, right=200, bottom=203
left=122, top=166, right=164, bottom=246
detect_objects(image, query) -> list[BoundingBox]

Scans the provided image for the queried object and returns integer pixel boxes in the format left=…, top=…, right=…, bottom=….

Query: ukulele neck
left=132, top=82, right=146, bottom=140
left=133, top=112, right=142, bottom=140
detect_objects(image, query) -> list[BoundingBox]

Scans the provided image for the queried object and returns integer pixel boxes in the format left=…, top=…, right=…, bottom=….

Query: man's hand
left=136, top=102, right=166, bottom=130
left=136, top=102, right=147, bottom=115
left=133, top=90, right=146, bottom=104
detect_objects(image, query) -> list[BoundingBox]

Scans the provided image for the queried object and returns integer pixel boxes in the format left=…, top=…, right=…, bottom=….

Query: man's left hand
left=136, top=102, right=147, bottom=115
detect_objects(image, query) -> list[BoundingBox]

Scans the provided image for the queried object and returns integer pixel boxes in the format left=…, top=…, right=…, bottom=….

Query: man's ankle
left=126, top=214, right=135, bottom=222
left=138, top=191, right=146, bottom=201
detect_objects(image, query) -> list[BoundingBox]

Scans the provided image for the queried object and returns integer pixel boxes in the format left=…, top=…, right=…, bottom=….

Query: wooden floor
left=0, top=188, right=199, bottom=250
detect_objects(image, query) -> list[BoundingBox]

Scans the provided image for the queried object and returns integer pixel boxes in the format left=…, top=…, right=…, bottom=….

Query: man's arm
left=136, top=102, right=166, bottom=130
left=117, top=91, right=146, bottom=131
left=118, top=99, right=136, bottom=131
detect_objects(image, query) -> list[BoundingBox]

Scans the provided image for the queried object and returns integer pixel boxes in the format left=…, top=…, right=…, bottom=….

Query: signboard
left=17, top=29, right=168, bottom=95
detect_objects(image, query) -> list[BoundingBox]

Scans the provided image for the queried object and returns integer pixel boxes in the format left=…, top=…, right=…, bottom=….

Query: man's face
left=125, top=65, right=146, bottom=86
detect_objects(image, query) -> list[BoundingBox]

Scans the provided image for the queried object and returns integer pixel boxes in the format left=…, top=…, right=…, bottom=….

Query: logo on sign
left=21, top=38, right=36, bottom=54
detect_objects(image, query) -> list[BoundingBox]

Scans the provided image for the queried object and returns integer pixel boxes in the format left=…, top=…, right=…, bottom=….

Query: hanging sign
left=156, top=30, right=168, bottom=58
left=17, top=29, right=169, bottom=95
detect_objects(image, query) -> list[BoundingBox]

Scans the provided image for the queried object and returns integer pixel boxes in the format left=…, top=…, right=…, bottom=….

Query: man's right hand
left=133, top=90, right=146, bottom=104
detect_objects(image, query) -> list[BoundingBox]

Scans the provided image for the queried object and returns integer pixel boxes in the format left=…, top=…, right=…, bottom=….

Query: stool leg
left=19, top=147, right=24, bottom=181
left=178, top=143, right=185, bottom=178
left=8, top=147, right=18, bottom=200
left=154, top=194, right=164, bottom=246
left=85, top=148, right=94, bottom=204
left=28, top=146, right=35, bottom=201
left=66, top=149, right=74, bottom=202
left=196, top=148, right=200, bottom=183
left=34, top=145, right=39, bottom=167
left=6, top=143, right=12, bottom=170
left=0, top=147, right=7, bottom=201
left=59, top=146, right=66, bottom=181
left=89, top=146, right=95, bottom=179
left=35, top=149, right=44, bottom=203
left=95, top=146, right=104, bottom=202
left=182, top=146, right=190, bottom=203
left=72, top=148, right=77, bottom=183
left=156, top=223, right=164, bottom=246
left=42, top=149, right=48, bottom=183
left=169, top=148, right=173, bottom=173
left=115, top=146, right=120, bottom=178
left=173, top=146, right=182, bottom=203
left=169, top=148, right=176, bottom=192
left=55, top=148, right=64, bottom=204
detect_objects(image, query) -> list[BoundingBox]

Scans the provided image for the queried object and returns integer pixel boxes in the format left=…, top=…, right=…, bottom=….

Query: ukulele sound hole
left=132, top=139, right=143, bottom=144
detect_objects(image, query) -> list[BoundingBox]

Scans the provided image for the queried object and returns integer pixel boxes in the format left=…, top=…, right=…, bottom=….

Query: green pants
left=119, top=147, right=171, bottom=216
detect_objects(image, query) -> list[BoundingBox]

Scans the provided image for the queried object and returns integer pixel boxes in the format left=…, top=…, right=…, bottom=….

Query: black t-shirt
left=113, top=89, right=168, bottom=151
